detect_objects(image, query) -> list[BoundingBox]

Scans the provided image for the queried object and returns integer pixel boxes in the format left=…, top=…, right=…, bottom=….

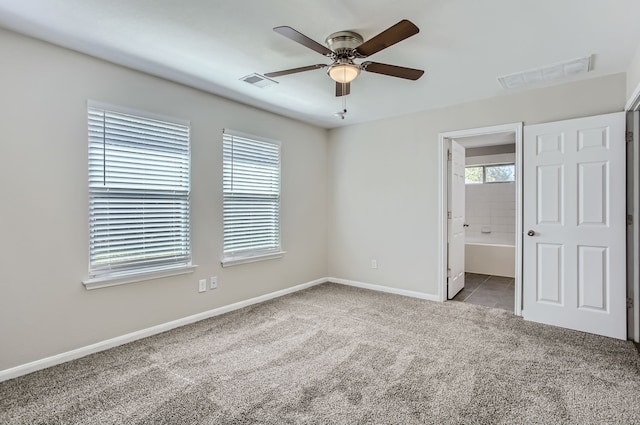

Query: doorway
left=439, top=114, right=628, bottom=339
left=438, top=123, right=523, bottom=315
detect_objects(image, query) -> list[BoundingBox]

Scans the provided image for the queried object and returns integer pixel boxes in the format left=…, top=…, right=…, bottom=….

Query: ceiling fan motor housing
left=325, top=31, right=363, bottom=58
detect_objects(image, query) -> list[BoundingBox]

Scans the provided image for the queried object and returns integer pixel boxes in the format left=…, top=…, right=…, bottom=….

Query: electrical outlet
left=198, top=279, right=207, bottom=293
left=371, top=259, right=378, bottom=269
left=210, top=276, right=218, bottom=289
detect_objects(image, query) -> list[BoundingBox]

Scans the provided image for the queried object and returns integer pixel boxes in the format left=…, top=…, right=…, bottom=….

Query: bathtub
left=465, top=233, right=515, bottom=278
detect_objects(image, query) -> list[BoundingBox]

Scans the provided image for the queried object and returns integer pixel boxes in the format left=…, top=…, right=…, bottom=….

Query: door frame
left=438, top=122, right=523, bottom=315
left=626, top=85, right=640, bottom=342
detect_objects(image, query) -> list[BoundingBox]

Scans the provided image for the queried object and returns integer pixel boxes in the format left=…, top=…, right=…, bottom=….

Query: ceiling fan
left=265, top=19, right=424, bottom=97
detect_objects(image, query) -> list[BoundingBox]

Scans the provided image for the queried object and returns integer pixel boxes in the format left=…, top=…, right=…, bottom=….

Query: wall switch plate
left=198, top=279, right=207, bottom=293
left=371, top=259, right=378, bottom=269
left=210, top=276, right=218, bottom=289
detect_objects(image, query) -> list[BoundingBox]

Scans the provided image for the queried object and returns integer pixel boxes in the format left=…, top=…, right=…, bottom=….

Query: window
left=86, top=102, right=192, bottom=287
left=464, top=166, right=483, bottom=184
left=465, top=164, right=515, bottom=184
left=485, top=164, right=515, bottom=182
left=222, top=129, right=281, bottom=266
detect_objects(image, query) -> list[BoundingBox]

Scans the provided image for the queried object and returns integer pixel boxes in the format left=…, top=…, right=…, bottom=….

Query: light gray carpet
left=1, top=282, right=639, bottom=424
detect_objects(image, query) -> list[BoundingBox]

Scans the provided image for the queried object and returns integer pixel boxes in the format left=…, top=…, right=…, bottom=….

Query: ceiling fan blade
left=354, top=19, right=419, bottom=58
left=362, top=61, right=424, bottom=80
left=265, top=64, right=327, bottom=78
left=273, top=26, right=334, bottom=57
left=335, top=82, right=351, bottom=97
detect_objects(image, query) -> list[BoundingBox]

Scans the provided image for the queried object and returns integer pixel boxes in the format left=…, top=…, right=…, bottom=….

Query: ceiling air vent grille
left=240, top=73, right=278, bottom=88
left=497, top=56, right=592, bottom=90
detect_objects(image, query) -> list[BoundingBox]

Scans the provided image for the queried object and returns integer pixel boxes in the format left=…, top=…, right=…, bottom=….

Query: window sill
left=82, top=264, right=198, bottom=290
left=221, top=251, right=286, bottom=268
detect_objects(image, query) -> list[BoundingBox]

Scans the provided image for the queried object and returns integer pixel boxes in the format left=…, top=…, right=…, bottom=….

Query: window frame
left=465, top=162, right=516, bottom=184
left=221, top=129, right=284, bottom=267
left=83, top=101, right=195, bottom=290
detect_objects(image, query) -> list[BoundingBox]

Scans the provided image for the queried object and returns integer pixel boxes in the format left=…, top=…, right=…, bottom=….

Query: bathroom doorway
left=438, top=123, right=523, bottom=315
left=456, top=141, right=516, bottom=310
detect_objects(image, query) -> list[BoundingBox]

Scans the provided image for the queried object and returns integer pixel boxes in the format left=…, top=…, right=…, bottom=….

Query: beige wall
left=627, top=41, right=640, bottom=101
left=0, top=29, right=328, bottom=371
left=328, top=74, right=626, bottom=295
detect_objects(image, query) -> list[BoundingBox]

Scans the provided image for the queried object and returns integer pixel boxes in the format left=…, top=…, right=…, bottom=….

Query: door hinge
left=447, top=268, right=452, bottom=278
left=628, top=214, right=634, bottom=226
left=447, top=150, right=452, bottom=161
left=626, top=131, right=633, bottom=143
left=627, top=297, right=634, bottom=309
left=447, top=211, right=452, bottom=219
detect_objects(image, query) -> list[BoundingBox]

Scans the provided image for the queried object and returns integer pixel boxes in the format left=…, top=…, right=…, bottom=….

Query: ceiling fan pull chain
left=335, top=91, right=347, bottom=120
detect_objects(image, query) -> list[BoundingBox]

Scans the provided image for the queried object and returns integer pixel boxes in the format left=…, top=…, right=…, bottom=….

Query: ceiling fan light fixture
left=328, top=63, right=360, bottom=83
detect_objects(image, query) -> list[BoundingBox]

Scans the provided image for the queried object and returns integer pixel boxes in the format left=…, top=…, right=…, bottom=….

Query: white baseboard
left=0, top=276, right=442, bottom=383
left=0, top=277, right=328, bottom=383
left=329, top=277, right=441, bottom=302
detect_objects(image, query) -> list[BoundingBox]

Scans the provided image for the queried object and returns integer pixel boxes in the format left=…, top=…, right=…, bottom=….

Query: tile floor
left=452, top=273, right=514, bottom=311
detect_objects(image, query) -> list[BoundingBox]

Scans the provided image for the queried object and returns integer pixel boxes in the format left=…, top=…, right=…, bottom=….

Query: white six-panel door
left=523, top=112, right=626, bottom=339
left=448, top=140, right=466, bottom=299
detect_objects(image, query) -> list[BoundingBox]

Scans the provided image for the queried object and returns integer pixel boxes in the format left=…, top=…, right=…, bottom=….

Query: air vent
left=497, top=56, right=592, bottom=90
left=240, top=73, right=278, bottom=88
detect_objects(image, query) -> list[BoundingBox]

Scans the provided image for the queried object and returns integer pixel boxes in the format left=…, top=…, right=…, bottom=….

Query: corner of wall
left=627, top=41, right=640, bottom=102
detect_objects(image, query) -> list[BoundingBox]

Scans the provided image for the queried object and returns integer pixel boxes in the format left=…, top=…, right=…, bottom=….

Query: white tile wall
left=464, top=153, right=516, bottom=244
left=465, top=181, right=516, bottom=244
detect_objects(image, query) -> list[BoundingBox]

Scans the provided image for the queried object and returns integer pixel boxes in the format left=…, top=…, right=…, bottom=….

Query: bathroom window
left=465, top=164, right=515, bottom=184
left=464, top=166, right=484, bottom=184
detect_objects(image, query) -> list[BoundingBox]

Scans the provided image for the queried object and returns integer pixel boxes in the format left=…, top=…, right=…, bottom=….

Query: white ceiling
left=1, top=0, right=639, bottom=129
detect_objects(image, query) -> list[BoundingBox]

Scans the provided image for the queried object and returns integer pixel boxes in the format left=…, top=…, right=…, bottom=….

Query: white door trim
left=625, top=81, right=640, bottom=112
left=438, top=122, right=524, bottom=315
left=626, top=111, right=639, bottom=342
left=626, top=86, right=640, bottom=342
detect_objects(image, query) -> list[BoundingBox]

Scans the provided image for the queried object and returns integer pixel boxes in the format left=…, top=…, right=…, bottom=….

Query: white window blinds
left=88, top=104, right=191, bottom=279
left=223, top=130, right=281, bottom=260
